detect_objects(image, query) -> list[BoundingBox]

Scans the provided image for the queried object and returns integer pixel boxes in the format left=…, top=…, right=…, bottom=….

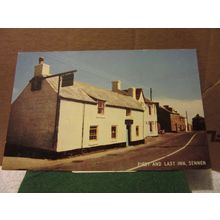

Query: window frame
left=97, top=100, right=105, bottom=114
left=89, top=125, right=98, bottom=141
left=111, top=125, right=117, bottom=139
left=136, top=126, right=139, bottom=136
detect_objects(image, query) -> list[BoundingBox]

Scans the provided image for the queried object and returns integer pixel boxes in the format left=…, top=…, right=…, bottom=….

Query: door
left=126, top=125, right=131, bottom=146
left=125, top=119, right=133, bottom=146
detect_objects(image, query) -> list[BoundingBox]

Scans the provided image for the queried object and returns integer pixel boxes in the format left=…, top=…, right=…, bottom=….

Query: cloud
left=155, top=97, right=204, bottom=123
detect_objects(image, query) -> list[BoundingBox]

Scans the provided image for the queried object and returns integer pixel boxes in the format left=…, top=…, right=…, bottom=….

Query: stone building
left=7, top=58, right=158, bottom=154
left=156, top=104, right=186, bottom=133
left=192, top=114, right=206, bottom=131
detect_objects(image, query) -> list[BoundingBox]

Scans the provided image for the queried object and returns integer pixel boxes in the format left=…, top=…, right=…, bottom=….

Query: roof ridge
left=75, top=80, right=141, bottom=100
left=46, top=77, right=144, bottom=111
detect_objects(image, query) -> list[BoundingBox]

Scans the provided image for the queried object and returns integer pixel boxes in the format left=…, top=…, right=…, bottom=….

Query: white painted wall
left=56, top=99, right=144, bottom=152
left=57, top=100, right=84, bottom=151
left=83, top=104, right=128, bottom=148
left=136, top=92, right=158, bottom=137
left=128, top=110, right=144, bottom=142
left=145, top=103, right=158, bottom=136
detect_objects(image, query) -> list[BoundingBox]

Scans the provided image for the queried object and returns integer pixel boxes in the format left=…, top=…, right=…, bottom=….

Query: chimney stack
left=34, top=57, right=50, bottom=77
left=128, top=87, right=136, bottom=99
left=164, top=105, right=173, bottom=112
left=112, top=80, right=121, bottom=92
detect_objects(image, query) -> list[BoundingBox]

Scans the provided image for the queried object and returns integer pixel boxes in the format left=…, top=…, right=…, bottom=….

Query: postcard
left=2, top=49, right=210, bottom=171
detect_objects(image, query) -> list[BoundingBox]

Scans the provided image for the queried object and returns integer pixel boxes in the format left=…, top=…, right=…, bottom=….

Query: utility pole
left=185, top=111, right=189, bottom=132
left=150, top=88, right=152, bottom=101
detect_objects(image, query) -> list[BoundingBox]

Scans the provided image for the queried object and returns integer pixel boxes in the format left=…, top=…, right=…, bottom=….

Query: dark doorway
left=126, top=125, right=131, bottom=146
left=125, top=119, right=133, bottom=146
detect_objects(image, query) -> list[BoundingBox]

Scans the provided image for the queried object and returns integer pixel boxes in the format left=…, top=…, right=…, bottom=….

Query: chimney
left=164, top=105, right=173, bottom=112
left=34, top=57, right=50, bottom=77
left=112, top=80, right=121, bottom=92
left=128, top=87, right=136, bottom=98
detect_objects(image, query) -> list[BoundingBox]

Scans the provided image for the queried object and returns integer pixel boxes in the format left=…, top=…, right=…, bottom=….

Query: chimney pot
left=39, top=57, right=44, bottom=64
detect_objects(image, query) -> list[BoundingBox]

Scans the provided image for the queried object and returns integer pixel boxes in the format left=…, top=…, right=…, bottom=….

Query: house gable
left=7, top=80, right=57, bottom=150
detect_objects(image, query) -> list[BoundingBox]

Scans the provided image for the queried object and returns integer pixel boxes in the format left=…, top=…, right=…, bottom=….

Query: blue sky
left=12, top=50, right=204, bottom=122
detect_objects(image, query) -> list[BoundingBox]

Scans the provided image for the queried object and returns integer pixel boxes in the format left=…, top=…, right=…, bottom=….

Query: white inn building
left=7, top=58, right=158, bottom=154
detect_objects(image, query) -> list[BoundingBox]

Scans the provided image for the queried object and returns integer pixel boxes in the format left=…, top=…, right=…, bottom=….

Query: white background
left=0, top=0, right=220, bottom=27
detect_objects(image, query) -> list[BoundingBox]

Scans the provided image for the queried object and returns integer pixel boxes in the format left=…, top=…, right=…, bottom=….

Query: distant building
left=156, top=104, right=186, bottom=133
left=192, top=114, right=206, bottom=131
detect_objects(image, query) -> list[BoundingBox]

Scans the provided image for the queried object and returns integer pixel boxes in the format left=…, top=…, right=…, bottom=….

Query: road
left=50, top=131, right=210, bottom=171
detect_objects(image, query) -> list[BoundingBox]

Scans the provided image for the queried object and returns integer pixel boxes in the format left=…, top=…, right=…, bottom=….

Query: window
left=97, top=100, right=105, bottom=114
left=89, top=126, right=98, bottom=140
left=148, top=105, right=152, bottom=115
left=136, top=126, right=139, bottom=136
left=111, top=126, right=117, bottom=139
left=126, top=109, right=131, bottom=116
left=149, top=122, right=153, bottom=132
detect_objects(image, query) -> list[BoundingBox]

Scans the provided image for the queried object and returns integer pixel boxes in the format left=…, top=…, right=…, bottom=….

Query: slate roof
left=159, top=105, right=179, bottom=115
left=46, top=77, right=96, bottom=104
left=46, top=77, right=144, bottom=111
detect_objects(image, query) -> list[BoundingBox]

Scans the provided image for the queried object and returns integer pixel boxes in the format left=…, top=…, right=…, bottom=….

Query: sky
left=12, top=50, right=204, bottom=122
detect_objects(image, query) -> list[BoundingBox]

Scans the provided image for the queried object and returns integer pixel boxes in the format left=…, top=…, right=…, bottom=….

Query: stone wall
left=7, top=79, right=57, bottom=150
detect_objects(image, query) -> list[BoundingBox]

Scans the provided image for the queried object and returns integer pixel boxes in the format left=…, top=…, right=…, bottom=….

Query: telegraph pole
left=185, top=111, right=189, bottom=132
left=150, top=88, right=152, bottom=101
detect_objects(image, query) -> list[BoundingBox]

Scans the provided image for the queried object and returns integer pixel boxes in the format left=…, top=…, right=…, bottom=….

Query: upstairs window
left=126, top=109, right=131, bottom=116
left=111, top=126, right=117, bottom=139
left=97, top=100, right=105, bottom=114
left=89, top=126, right=98, bottom=140
left=136, top=126, right=139, bottom=136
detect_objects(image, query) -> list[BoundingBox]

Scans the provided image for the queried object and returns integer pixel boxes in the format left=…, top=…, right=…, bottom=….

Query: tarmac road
left=53, top=131, right=210, bottom=171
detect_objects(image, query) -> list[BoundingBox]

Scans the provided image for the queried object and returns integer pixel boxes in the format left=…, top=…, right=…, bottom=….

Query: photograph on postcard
left=2, top=50, right=210, bottom=171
